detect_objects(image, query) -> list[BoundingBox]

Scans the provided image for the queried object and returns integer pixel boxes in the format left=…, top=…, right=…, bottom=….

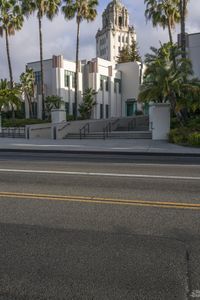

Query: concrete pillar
left=51, top=109, right=66, bottom=124
left=37, top=95, right=43, bottom=119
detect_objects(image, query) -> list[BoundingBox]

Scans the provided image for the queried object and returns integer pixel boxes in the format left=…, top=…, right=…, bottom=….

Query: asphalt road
left=0, top=151, right=200, bottom=300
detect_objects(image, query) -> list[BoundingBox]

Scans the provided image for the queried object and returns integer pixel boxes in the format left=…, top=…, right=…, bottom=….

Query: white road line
left=0, top=168, right=199, bottom=180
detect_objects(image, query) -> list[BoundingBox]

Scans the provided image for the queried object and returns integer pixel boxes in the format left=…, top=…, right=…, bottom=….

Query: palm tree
left=0, top=0, right=24, bottom=88
left=0, top=78, right=22, bottom=112
left=62, top=0, right=98, bottom=120
left=145, top=0, right=180, bottom=45
left=45, top=95, right=64, bottom=120
left=139, top=43, right=200, bottom=120
left=21, top=0, right=61, bottom=119
left=144, top=0, right=180, bottom=69
left=179, top=0, right=189, bottom=58
left=20, top=68, right=35, bottom=118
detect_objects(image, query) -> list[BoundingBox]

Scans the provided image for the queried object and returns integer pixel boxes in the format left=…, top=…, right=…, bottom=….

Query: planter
left=51, top=109, right=66, bottom=124
left=149, top=103, right=170, bottom=140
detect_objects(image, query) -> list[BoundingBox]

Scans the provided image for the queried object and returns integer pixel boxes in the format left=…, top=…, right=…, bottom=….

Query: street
left=0, top=151, right=200, bottom=299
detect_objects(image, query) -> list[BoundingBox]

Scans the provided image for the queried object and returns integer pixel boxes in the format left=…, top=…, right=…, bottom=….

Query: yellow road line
left=0, top=192, right=200, bottom=210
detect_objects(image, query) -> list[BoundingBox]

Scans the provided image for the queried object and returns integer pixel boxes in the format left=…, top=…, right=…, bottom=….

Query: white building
left=96, top=0, right=136, bottom=62
left=26, top=0, right=142, bottom=120
left=187, top=32, right=200, bottom=79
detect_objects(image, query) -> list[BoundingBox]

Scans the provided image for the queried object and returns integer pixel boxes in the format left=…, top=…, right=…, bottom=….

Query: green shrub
left=168, top=128, right=189, bottom=144
left=2, top=118, right=49, bottom=127
left=188, top=132, right=200, bottom=146
left=66, top=115, right=75, bottom=121
left=186, top=117, right=200, bottom=131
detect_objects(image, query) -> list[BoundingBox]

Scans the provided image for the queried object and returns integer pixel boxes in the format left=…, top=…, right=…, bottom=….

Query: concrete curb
left=0, top=148, right=200, bottom=157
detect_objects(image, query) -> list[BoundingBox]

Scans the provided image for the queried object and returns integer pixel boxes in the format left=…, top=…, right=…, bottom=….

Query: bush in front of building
left=168, top=128, right=189, bottom=144
left=188, top=132, right=200, bottom=146
left=2, top=118, right=49, bottom=127
left=169, top=116, right=200, bottom=147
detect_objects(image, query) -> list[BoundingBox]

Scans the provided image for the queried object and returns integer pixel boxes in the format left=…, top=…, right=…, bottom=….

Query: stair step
left=65, top=131, right=152, bottom=140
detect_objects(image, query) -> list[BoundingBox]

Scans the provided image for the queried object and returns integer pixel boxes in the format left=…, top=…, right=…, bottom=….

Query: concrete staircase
left=64, top=116, right=152, bottom=140
left=66, top=130, right=152, bottom=139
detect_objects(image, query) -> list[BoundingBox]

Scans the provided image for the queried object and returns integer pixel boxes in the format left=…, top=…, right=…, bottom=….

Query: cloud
left=0, top=0, right=199, bottom=81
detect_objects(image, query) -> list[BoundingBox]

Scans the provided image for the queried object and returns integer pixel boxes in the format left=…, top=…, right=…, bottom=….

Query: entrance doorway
left=126, top=99, right=137, bottom=116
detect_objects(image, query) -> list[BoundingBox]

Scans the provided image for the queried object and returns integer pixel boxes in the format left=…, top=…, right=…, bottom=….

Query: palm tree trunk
left=167, top=19, right=176, bottom=70
left=5, top=29, right=13, bottom=89
left=75, top=18, right=80, bottom=120
left=38, top=12, right=45, bottom=120
left=5, top=28, right=15, bottom=119
left=180, top=0, right=187, bottom=59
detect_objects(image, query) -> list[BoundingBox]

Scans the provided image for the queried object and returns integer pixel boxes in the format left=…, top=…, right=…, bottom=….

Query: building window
left=126, top=36, right=128, bottom=43
left=122, top=36, right=124, bottom=43
left=73, top=103, right=76, bottom=116
left=100, top=78, right=103, bottom=90
left=114, top=78, right=121, bottom=94
left=34, top=71, right=41, bottom=84
left=114, top=79, right=117, bottom=93
left=119, top=16, right=123, bottom=27
left=100, top=75, right=109, bottom=91
left=100, top=104, right=103, bottom=119
left=105, top=78, right=109, bottom=91
left=118, top=79, right=122, bottom=94
left=118, top=36, right=120, bottom=42
left=65, top=102, right=69, bottom=114
left=64, top=71, right=70, bottom=87
left=118, top=47, right=121, bottom=53
left=106, top=105, right=109, bottom=118
left=65, top=70, right=75, bottom=88
left=72, top=72, right=75, bottom=88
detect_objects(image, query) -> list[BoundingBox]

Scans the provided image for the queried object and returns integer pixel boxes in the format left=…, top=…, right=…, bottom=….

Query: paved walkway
left=0, top=138, right=199, bottom=155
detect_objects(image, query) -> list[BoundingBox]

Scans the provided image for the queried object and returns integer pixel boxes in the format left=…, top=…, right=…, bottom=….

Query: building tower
left=96, top=0, right=136, bottom=62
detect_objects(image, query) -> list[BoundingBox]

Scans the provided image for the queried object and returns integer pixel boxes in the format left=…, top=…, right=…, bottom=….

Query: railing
left=128, top=118, right=136, bottom=131
left=103, top=122, right=112, bottom=140
left=0, top=127, right=25, bottom=138
left=80, top=123, right=90, bottom=139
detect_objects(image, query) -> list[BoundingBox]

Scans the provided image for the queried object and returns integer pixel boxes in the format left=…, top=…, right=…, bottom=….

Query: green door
left=126, top=101, right=137, bottom=116
left=127, top=103, right=133, bottom=116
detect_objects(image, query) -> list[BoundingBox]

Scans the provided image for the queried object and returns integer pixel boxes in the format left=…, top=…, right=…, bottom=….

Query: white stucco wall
left=117, top=61, right=141, bottom=115
left=188, top=33, right=200, bottom=79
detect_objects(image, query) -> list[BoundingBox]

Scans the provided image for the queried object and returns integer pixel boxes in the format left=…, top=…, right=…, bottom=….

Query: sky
left=0, top=0, right=200, bottom=81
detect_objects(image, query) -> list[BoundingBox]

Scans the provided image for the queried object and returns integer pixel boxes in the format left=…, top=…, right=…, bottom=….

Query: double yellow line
left=0, top=192, right=200, bottom=210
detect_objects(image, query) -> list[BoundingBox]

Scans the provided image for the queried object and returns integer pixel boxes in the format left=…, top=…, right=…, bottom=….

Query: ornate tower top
left=96, top=1, right=136, bottom=62
left=102, top=0, right=130, bottom=30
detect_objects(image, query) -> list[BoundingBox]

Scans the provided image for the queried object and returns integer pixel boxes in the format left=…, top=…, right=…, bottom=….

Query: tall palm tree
left=145, top=0, right=180, bottom=45
left=20, top=68, right=35, bottom=118
left=139, top=43, right=200, bottom=119
left=21, top=0, right=61, bottom=119
left=179, top=0, right=189, bottom=58
left=0, top=78, right=21, bottom=112
left=62, top=0, right=98, bottom=120
left=144, top=0, right=180, bottom=69
left=0, top=0, right=24, bottom=88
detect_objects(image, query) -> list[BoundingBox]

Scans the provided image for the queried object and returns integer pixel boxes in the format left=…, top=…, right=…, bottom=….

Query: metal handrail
left=80, top=123, right=90, bottom=139
left=0, top=127, right=25, bottom=138
left=128, top=118, right=136, bottom=131
left=103, top=122, right=112, bottom=140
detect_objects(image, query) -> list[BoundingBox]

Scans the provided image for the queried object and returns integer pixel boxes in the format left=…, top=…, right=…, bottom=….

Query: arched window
left=118, top=16, right=122, bottom=27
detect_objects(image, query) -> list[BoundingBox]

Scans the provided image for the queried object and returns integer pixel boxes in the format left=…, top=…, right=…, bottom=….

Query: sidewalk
left=0, top=138, right=200, bottom=155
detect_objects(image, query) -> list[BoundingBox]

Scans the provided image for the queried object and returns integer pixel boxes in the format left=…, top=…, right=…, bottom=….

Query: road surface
left=0, top=151, right=200, bottom=299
